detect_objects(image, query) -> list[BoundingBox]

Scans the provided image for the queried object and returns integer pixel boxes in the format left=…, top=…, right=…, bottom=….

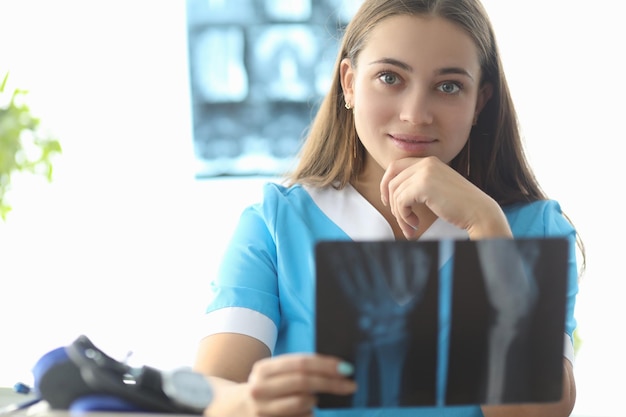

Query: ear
left=340, top=58, right=355, bottom=106
left=473, top=82, right=493, bottom=123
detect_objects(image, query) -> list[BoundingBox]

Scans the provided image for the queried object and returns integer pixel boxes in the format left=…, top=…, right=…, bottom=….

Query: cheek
left=353, top=103, right=391, bottom=147
left=354, top=86, right=395, bottom=129
left=440, top=103, right=475, bottom=135
left=444, top=119, right=473, bottom=154
left=450, top=115, right=473, bottom=135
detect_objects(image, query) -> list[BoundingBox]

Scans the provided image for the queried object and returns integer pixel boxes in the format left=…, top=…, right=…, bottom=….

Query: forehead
left=357, top=14, right=481, bottom=74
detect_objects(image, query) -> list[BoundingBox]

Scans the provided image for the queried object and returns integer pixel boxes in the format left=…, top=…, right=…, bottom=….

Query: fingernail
left=337, top=361, right=354, bottom=376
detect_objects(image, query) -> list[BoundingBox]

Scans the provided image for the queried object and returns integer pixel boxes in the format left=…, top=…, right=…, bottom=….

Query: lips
left=389, top=133, right=437, bottom=153
left=389, top=133, right=436, bottom=143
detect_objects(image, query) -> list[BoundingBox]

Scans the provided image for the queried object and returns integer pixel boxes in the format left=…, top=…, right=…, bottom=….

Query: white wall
left=0, top=0, right=257, bottom=380
left=486, top=3, right=626, bottom=416
left=0, top=1, right=624, bottom=416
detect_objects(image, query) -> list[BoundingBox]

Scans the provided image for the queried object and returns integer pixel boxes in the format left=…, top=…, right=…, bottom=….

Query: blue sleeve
left=206, top=185, right=281, bottom=327
left=504, top=200, right=580, bottom=339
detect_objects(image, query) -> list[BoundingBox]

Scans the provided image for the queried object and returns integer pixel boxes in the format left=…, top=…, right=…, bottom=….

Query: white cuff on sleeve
left=201, top=307, right=278, bottom=354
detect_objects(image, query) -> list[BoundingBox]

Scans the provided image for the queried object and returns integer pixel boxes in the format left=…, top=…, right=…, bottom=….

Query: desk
left=0, top=388, right=37, bottom=409
left=11, top=410, right=188, bottom=417
left=3, top=402, right=192, bottom=417
left=0, top=389, right=192, bottom=417
left=0, top=387, right=607, bottom=417
left=1, top=389, right=207, bottom=417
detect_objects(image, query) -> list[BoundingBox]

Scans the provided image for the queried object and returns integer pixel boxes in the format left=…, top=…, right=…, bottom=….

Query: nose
left=399, top=88, right=433, bottom=125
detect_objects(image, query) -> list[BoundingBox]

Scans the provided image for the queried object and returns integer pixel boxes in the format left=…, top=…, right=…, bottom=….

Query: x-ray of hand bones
left=329, top=243, right=434, bottom=407
left=475, top=240, right=540, bottom=402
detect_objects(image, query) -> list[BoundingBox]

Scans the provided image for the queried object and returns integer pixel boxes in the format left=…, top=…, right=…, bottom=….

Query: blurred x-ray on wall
left=186, top=0, right=363, bottom=177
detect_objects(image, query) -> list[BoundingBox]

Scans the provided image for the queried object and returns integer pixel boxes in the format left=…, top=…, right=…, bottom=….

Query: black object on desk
left=30, top=335, right=213, bottom=415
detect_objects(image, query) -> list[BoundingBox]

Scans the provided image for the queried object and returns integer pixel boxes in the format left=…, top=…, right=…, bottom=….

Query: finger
left=391, top=165, right=429, bottom=213
left=254, top=392, right=317, bottom=417
left=251, top=372, right=357, bottom=398
left=385, top=171, right=400, bottom=218
left=252, top=354, right=354, bottom=380
left=385, top=164, right=417, bottom=220
left=398, top=206, right=420, bottom=239
left=380, top=159, right=405, bottom=206
left=381, top=157, right=422, bottom=206
left=380, top=168, right=393, bottom=206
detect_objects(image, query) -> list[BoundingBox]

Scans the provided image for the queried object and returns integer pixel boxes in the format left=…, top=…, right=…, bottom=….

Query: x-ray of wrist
left=317, top=238, right=569, bottom=408
left=475, top=239, right=540, bottom=403
left=316, top=241, right=438, bottom=408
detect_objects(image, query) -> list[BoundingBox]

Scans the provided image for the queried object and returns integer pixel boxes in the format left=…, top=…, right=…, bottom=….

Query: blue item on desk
left=30, top=335, right=212, bottom=414
left=69, top=395, right=144, bottom=412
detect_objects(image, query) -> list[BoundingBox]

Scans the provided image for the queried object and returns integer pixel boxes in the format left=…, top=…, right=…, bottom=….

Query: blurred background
left=186, top=0, right=362, bottom=177
left=0, top=1, right=623, bottom=416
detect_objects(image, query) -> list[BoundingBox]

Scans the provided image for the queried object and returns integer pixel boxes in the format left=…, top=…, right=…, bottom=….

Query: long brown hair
left=288, top=0, right=539, bottom=203
left=286, top=0, right=585, bottom=273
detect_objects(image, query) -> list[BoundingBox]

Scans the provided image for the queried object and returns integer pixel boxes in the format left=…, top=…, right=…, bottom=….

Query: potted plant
left=0, top=72, right=62, bottom=220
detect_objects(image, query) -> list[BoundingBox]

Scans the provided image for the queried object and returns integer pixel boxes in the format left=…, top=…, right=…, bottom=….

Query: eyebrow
left=369, top=57, right=475, bottom=81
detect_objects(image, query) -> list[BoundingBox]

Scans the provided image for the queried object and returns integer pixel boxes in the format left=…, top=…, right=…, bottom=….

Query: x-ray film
left=446, top=238, right=568, bottom=405
left=316, top=240, right=440, bottom=408
left=315, top=237, right=569, bottom=409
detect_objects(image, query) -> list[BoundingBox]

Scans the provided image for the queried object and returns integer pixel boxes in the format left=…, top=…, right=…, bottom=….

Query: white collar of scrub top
left=305, top=183, right=469, bottom=242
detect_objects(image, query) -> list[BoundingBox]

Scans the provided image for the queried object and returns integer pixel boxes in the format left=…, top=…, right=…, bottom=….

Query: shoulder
left=250, top=182, right=316, bottom=214
left=259, top=181, right=308, bottom=201
left=223, top=182, right=312, bottom=266
left=502, top=199, right=575, bottom=238
left=238, top=181, right=321, bottom=228
left=230, top=182, right=303, bottom=230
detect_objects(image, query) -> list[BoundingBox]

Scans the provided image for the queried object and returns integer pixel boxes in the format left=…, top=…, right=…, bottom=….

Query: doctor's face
left=341, top=14, right=492, bottom=175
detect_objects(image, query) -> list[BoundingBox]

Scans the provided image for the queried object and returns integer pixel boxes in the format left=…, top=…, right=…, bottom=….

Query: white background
left=0, top=1, right=624, bottom=416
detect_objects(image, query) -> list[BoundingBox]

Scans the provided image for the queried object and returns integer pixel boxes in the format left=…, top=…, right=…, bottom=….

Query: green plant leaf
left=0, top=71, right=62, bottom=221
left=0, top=72, right=8, bottom=93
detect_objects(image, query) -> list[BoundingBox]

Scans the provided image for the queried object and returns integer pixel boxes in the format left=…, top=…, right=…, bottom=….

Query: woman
left=194, top=0, right=581, bottom=416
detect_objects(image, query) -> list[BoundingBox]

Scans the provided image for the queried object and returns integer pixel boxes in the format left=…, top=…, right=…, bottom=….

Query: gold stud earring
left=345, top=102, right=351, bottom=110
